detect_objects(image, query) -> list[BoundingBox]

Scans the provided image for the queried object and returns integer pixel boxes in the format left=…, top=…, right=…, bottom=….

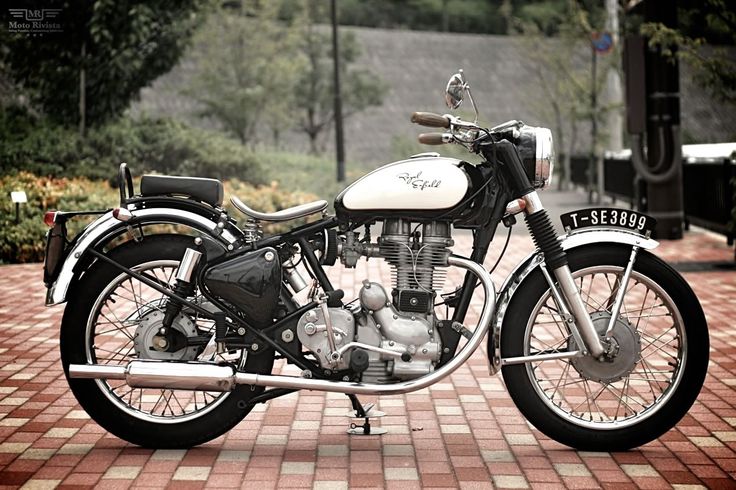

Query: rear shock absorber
left=522, top=192, right=606, bottom=358
left=158, top=248, right=203, bottom=344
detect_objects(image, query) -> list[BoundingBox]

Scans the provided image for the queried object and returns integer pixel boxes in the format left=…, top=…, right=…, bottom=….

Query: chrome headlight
left=517, top=126, right=555, bottom=189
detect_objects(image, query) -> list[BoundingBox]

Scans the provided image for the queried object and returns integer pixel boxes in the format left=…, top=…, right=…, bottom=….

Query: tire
left=60, top=234, right=274, bottom=448
left=501, top=244, right=709, bottom=451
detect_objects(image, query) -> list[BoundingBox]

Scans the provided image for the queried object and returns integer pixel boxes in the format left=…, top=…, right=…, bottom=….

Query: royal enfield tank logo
left=397, top=171, right=441, bottom=190
left=8, top=8, right=63, bottom=34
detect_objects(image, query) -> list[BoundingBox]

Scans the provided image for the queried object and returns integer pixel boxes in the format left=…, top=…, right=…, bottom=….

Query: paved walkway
left=0, top=203, right=735, bottom=489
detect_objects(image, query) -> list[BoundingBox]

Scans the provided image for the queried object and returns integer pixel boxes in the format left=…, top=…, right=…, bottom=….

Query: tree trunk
left=79, top=41, right=86, bottom=139
left=441, top=0, right=449, bottom=32
left=308, top=131, right=319, bottom=155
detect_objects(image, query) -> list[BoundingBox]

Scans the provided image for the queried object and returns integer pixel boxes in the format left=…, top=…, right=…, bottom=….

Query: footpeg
left=451, top=321, right=473, bottom=340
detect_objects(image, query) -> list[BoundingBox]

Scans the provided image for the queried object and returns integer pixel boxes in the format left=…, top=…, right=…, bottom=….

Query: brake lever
left=446, top=114, right=479, bottom=130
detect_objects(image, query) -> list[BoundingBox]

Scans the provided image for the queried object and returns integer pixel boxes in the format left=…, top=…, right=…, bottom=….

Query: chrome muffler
left=70, top=361, right=239, bottom=392
left=69, top=256, right=495, bottom=396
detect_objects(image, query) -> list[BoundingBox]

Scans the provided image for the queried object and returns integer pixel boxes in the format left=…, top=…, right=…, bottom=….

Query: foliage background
left=0, top=172, right=318, bottom=264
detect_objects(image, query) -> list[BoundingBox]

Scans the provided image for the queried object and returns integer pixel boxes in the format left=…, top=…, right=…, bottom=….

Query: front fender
left=488, top=227, right=659, bottom=374
left=46, top=207, right=240, bottom=306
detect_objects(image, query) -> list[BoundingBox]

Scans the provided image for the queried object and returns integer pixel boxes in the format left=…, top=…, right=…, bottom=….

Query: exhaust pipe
left=69, top=256, right=495, bottom=396
left=70, top=361, right=239, bottom=392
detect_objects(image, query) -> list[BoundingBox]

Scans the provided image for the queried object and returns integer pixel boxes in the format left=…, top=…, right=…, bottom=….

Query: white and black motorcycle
left=43, top=71, right=708, bottom=451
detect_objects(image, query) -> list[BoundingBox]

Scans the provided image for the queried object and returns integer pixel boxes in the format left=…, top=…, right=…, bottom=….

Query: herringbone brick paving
left=0, top=227, right=734, bottom=489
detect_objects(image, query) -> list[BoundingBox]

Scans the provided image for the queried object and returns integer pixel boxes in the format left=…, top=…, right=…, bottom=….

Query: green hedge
left=0, top=173, right=117, bottom=263
left=0, top=111, right=264, bottom=183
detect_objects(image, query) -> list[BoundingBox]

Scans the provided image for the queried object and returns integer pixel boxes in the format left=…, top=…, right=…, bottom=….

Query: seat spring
left=243, top=219, right=263, bottom=243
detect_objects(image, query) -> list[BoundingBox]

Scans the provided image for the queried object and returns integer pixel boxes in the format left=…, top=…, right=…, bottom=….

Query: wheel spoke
left=85, top=262, right=237, bottom=423
left=523, top=263, right=687, bottom=431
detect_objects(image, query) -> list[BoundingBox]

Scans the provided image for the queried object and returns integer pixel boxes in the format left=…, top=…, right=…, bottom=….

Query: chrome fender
left=46, top=208, right=239, bottom=306
left=488, top=228, right=659, bottom=374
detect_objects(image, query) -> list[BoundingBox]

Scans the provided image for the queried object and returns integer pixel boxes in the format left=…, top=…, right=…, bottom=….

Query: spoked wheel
left=61, top=235, right=273, bottom=448
left=501, top=244, right=709, bottom=451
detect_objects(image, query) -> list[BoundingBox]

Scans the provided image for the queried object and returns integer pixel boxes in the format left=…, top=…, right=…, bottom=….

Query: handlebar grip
left=411, top=112, right=450, bottom=128
left=418, top=133, right=449, bottom=145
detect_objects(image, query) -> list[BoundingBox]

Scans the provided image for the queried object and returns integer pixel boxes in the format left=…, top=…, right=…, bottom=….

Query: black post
left=15, top=203, right=20, bottom=225
left=588, top=46, right=598, bottom=204
left=643, top=0, right=683, bottom=239
left=330, top=0, right=346, bottom=182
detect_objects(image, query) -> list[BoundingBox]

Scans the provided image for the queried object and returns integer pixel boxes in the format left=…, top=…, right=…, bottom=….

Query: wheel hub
left=134, top=310, right=199, bottom=361
left=569, top=311, right=640, bottom=383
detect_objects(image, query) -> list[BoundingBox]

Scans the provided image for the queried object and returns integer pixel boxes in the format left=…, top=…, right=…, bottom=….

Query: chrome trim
left=534, top=127, right=554, bottom=189
left=522, top=191, right=544, bottom=215
left=176, top=249, right=202, bottom=283
left=69, top=362, right=236, bottom=392
left=490, top=253, right=543, bottom=375
left=553, top=264, right=605, bottom=358
left=409, top=152, right=440, bottom=159
left=69, top=256, right=496, bottom=396
left=230, top=195, right=328, bottom=222
left=501, top=350, right=581, bottom=366
left=69, top=364, right=126, bottom=380
left=490, top=228, right=659, bottom=373
left=46, top=208, right=237, bottom=306
left=335, top=341, right=403, bottom=359
left=605, top=246, right=639, bottom=338
left=538, top=261, right=586, bottom=351
left=563, top=228, right=658, bottom=251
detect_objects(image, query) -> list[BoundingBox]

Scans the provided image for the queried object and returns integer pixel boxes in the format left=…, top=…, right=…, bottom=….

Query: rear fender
left=46, top=207, right=241, bottom=306
left=488, top=228, right=659, bottom=374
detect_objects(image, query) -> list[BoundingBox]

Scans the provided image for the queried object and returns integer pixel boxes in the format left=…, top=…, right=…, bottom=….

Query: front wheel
left=60, top=234, right=274, bottom=448
left=501, top=244, right=709, bottom=451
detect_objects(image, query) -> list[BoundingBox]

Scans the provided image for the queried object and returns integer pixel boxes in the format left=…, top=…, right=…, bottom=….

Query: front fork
left=521, top=191, right=633, bottom=359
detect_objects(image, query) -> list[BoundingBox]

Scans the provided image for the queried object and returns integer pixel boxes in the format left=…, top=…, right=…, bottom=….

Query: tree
left=639, top=0, right=736, bottom=105
left=294, top=0, right=385, bottom=154
left=184, top=2, right=304, bottom=145
left=0, top=0, right=205, bottom=133
left=518, top=0, right=613, bottom=191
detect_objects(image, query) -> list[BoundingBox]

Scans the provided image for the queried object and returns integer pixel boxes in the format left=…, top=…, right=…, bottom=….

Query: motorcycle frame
left=60, top=141, right=660, bottom=400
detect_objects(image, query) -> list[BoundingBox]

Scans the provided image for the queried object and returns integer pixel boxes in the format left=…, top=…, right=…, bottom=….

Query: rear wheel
left=501, top=244, right=709, bottom=451
left=60, top=235, right=274, bottom=448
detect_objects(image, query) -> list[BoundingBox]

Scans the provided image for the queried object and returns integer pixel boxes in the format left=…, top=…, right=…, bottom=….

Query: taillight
left=112, top=207, right=133, bottom=221
left=43, top=211, right=58, bottom=227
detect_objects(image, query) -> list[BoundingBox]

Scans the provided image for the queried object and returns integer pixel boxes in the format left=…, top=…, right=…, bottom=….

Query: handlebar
left=418, top=133, right=452, bottom=145
left=411, top=112, right=451, bottom=128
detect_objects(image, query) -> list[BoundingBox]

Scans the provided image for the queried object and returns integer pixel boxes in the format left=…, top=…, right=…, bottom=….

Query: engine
left=296, top=219, right=453, bottom=382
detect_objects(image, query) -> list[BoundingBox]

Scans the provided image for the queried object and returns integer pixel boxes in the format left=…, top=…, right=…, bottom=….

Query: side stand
left=345, top=394, right=387, bottom=435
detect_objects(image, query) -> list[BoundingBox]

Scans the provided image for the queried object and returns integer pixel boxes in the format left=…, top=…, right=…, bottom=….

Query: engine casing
left=296, top=307, right=355, bottom=370
left=358, top=281, right=441, bottom=380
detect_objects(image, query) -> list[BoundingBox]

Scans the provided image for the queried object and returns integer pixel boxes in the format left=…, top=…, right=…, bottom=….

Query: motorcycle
left=43, top=70, right=709, bottom=451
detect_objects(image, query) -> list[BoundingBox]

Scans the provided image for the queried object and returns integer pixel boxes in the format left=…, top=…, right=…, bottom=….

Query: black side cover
left=140, top=174, right=224, bottom=207
left=203, top=248, right=281, bottom=327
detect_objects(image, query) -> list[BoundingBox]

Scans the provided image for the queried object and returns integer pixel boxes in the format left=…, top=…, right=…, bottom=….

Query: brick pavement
left=0, top=228, right=735, bottom=489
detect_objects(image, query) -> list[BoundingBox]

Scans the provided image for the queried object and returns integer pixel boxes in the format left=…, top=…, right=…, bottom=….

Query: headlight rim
left=533, top=127, right=554, bottom=190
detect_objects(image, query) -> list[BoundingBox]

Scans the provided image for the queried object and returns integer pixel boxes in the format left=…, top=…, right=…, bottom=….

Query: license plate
left=560, top=208, right=656, bottom=236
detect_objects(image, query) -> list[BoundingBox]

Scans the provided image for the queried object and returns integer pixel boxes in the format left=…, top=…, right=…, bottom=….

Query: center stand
left=345, top=394, right=387, bottom=435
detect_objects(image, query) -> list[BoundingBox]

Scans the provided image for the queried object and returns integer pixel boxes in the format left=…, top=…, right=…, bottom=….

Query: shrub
left=0, top=173, right=318, bottom=264
left=0, top=172, right=117, bottom=263
left=0, top=111, right=264, bottom=183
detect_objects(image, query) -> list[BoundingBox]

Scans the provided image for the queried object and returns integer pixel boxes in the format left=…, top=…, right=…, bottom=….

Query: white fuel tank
left=339, top=156, right=469, bottom=211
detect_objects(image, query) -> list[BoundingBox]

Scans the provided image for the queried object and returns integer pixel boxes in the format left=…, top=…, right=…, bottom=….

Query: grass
left=258, top=150, right=373, bottom=204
